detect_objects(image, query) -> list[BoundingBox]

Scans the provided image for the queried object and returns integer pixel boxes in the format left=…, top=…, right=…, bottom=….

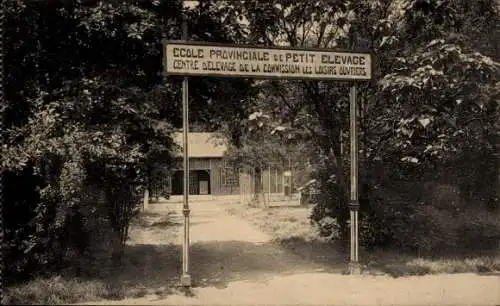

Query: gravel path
left=84, top=200, right=500, bottom=305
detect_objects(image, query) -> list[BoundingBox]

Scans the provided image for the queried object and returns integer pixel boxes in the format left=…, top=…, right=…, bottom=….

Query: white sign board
left=164, top=42, right=372, bottom=81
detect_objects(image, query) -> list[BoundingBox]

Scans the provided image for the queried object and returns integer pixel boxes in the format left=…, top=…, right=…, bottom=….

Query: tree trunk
left=111, top=227, right=124, bottom=270
left=253, top=166, right=266, bottom=207
left=0, top=2, right=4, bottom=299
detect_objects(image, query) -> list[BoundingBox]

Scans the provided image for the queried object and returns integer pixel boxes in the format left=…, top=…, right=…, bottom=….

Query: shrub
left=3, top=156, right=144, bottom=287
left=310, top=148, right=500, bottom=256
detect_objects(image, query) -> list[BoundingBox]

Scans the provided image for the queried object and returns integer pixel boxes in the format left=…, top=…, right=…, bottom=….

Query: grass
left=4, top=277, right=108, bottom=305
left=226, top=202, right=320, bottom=243
left=130, top=210, right=179, bottom=228
left=4, top=207, right=181, bottom=305
left=224, top=201, right=500, bottom=277
left=224, top=201, right=347, bottom=273
left=3, top=274, right=160, bottom=305
left=365, top=251, right=500, bottom=277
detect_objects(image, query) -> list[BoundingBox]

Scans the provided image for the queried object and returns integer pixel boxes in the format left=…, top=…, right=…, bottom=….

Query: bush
left=310, top=149, right=500, bottom=256
left=3, top=157, right=143, bottom=287
left=359, top=175, right=500, bottom=255
left=309, top=156, right=350, bottom=245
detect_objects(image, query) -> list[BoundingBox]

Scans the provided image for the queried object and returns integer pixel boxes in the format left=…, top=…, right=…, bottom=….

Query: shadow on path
left=107, top=244, right=181, bottom=298
left=111, top=239, right=347, bottom=294
left=191, top=240, right=346, bottom=289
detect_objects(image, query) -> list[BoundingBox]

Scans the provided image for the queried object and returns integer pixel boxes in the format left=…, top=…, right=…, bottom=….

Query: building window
left=222, top=160, right=239, bottom=186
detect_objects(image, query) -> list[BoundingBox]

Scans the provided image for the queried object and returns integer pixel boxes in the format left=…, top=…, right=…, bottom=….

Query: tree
left=215, top=0, right=358, bottom=234
left=0, top=0, right=256, bottom=284
left=224, top=105, right=316, bottom=207
left=0, top=0, right=181, bottom=282
left=0, top=0, right=6, bottom=298
left=217, top=0, right=500, bottom=251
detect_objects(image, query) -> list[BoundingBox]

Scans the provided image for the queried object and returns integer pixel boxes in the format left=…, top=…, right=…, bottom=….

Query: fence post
left=143, top=189, right=149, bottom=211
left=268, top=166, right=271, bottom=204
left=275, top=167, right=278, bottom=196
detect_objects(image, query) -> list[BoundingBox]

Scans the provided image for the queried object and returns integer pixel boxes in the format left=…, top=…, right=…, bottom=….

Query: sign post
left=348, top=85, right=360, bottom=274
left=163, top=41, right=372, bottom=279
left=180, top=17, right=191, bottom=287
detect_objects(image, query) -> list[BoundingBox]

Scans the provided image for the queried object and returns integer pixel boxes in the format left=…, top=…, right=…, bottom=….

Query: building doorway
left=171, top=170, right=211, bottom=195
left=198, top=170, right=210, bottom=195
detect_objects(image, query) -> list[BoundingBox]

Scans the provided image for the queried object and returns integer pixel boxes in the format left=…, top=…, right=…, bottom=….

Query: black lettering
left=202, top=61, right=237, bottom=72
left=320, top=54, right=367, bottom=66
left=239, top=63, right=248, bottom=72
left=338, top=66, right=366, bottom=76
left=173, top=59, right=199, bottom=70
left=302, top=66, right=312, bottom=74
left=173, top=47, right=204, bottom=58
left=263, top=63, right=300, bottom=73
left=315, top=65, right=337, bottom=75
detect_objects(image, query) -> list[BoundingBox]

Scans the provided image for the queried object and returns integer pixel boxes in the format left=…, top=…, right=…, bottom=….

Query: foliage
left=219, top=0, right=500, bottom=252
left=355, top=0, right=500, bottom=252
left=2, top=0, right=500, bottom=288
left=1, top=0, right=172, bottom=284
left=1, top=0, right=255, bottom=285
left=224, top=105, right=318, bottom=206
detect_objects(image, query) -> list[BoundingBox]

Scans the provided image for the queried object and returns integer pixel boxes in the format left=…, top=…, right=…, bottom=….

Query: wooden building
left=165, top=132, right=294, bottom=203
left=169, top=132, right=240, bottom=196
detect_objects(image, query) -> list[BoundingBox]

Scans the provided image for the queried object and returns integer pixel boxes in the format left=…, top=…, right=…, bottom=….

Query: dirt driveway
left=82, top=199, right=500, bottom=305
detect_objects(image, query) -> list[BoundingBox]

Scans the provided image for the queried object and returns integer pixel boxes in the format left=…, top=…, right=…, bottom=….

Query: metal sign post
left=180, top=16, right=191, bottom=288
left=162, top=39, right=373, bottom=282
left=348, top=85, right=361, bottom=274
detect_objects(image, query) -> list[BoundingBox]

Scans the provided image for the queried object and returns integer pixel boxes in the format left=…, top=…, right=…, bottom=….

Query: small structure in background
left=148, top=131, right=302, bottom=205
left=297, top=179, right=319, bottom=206
left=168, top=132, right=240, bottom=198
left=283, top=170, right=292, bottom=197
left=239, top=166, right=294, bottom=207
left=147, top=132, right=241, bottom=202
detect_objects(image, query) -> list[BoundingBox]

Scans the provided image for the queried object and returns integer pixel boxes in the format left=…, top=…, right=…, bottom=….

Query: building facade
left=169, top=132, right=240, bottom=196
left=164, top=132, right=295, bottom=203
